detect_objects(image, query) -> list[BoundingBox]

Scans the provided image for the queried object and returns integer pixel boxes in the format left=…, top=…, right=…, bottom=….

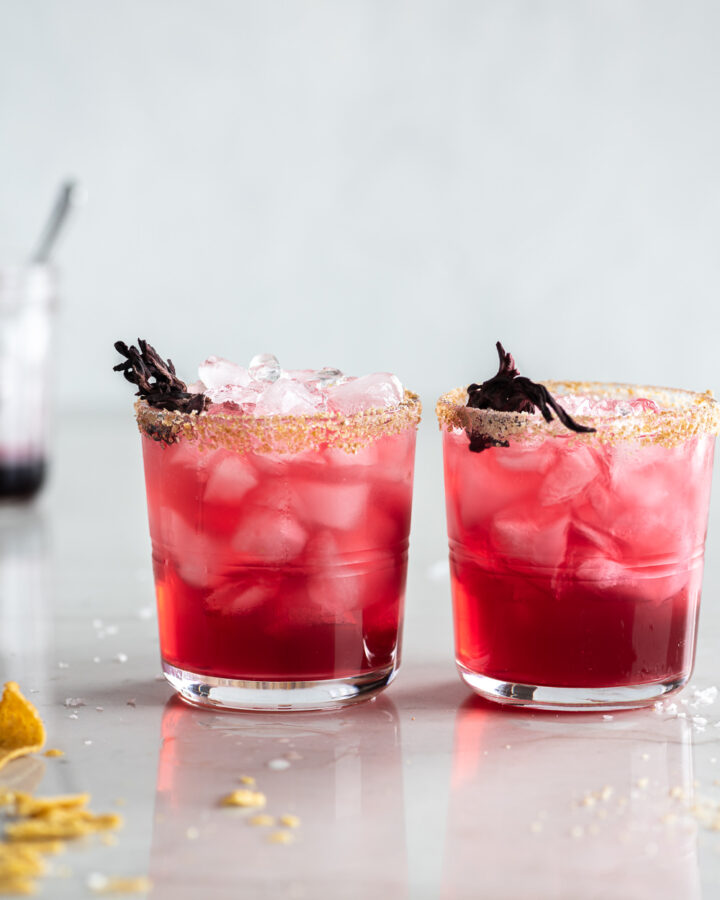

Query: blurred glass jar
left=0, top=264, right=58, bottom=499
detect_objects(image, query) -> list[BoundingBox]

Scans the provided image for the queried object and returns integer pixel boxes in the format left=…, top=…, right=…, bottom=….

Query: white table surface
left=2, top=412, right=720, bottom=899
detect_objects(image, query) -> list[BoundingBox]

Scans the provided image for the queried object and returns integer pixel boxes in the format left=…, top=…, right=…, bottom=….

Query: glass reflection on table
left=442, top=697, right=699, bottom=900
left=149, top=696, right=408, bottom=900
left=0, top=504, right=50, bottom=686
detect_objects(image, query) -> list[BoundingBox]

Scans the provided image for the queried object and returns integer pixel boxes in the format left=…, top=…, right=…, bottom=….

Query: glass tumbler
left=136, top=393, right=421, bottom=711
left=437, top=382, right=719, bottom=711
left=0, top=264, right=57, bottom=499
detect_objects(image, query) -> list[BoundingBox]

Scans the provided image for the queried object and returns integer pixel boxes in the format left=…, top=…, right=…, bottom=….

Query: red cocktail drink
left=126, top=349, right=421, bottom=711
left=437, top=381, right=718, bottom=710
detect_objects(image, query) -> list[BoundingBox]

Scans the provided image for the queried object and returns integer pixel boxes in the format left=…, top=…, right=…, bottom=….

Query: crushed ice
left=557, top=395, right=661, bottom=418
left=198, top=353, right=404, bottom=417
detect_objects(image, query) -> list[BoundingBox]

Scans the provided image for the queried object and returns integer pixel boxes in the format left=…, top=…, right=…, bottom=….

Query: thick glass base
left=458, top=665, right=688, bottom=711
left=163, top=661, right=398, bottom=711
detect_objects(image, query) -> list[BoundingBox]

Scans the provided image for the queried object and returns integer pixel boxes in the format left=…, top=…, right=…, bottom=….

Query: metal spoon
left=31, top=180, right=81, bottom=264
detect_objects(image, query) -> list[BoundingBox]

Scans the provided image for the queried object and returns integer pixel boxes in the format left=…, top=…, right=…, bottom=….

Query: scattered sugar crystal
left=692, top=686, right=718, bottom=706
left=602, top=715, right=613, bottom=721
left=693, top=717, right=708, bottom=727
left=249, top=353, right=281, bottom=383
left=84, top=740, right=93, bottom=745
left=115, top=652, right=128, bottom=663
left=199, top=356, right=251, bottom=390
left=268, top=758, right=291, bottom=771
left=69, top=713, right=79, bottom=720
left=64, top=698, right=86, bottom=708
left=87, top=873, right=109, bottom=891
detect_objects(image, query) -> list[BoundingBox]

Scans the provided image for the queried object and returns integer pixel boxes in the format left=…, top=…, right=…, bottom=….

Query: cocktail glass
left=437, top=382, right=719, bottom=710
left=137, top=390, right=421, bottom=711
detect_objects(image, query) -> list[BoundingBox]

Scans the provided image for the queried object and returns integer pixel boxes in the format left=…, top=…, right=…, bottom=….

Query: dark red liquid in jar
left=443, top=429, right=715, bottom=688
left=142, top=430, right=416, bottom=681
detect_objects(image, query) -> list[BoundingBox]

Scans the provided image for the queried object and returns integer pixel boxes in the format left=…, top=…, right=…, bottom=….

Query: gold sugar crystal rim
left=436, top=381, right=720, bottom=447
left=135, top=391, right=422, bottom=455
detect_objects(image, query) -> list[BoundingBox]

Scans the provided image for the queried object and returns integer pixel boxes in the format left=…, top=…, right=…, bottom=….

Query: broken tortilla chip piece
left=5, top=810, right=123, bottom=842
left=12, top=792, right=90, bottom=819
left=0, top=684, right=45, bottom=772
left=0, top=875, right=37, bottom=895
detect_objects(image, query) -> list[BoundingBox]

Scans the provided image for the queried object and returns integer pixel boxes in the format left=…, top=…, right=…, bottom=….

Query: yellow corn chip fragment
left=13, top=792, right=90, bottom=818
left=7, top=842, right=64, bottom=857
left=0, top=684, right=45, bottom=772
left=90, top=875, right=152, bottom=894
left=267, top=830, right=294, bottom=845
left=5, top=810, right=123, bottom=842
left=248, top=814, right=275, bottom=827
left=278, top=814, right=301, bottom=829
left=238, top=775, right=256, bottom=786
left=43, top=749, right=64, bottom=758
left=0, top=844, right=45, bottom=878
left=0, top=875, right=37, bottom=895
left=220, top=789, right=266, bottom=808
left=0, top=793, right=14, bottom=808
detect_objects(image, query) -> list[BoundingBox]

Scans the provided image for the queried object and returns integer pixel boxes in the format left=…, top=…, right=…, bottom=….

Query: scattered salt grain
left=602, top=715, right=613, bottom=721
left=68, top=713, right=79, bottom=720
left=115, top=653, right=128, bottom=663
left=268, top=759, right=291, bottom=771
left=84, top=740, right=93, bottom=746
left=64, top=698, right=86, bottom=708
left=96, top=707, right=104, bottom=712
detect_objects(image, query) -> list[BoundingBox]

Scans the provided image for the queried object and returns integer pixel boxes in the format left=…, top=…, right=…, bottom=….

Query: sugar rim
left=135, top=391, right=422, bottom=454
left=435, top=381, right=720, bottom=447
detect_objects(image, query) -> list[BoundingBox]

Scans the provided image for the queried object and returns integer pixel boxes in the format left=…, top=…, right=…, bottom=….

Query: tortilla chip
left=5, top=809, right=123, bottom=842
left=12, top=792, right=90, bottom=819
left=0, top=684, right=45, bottom=772
left=0, top=875, right=37, bottom=895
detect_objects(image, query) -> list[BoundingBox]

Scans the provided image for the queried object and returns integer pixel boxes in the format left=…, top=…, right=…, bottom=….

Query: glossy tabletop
left=2, top=413, right=720, bottom=899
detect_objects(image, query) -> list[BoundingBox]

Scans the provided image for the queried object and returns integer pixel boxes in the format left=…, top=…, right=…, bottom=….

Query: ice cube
left=157, top=509, right=227, bottom=589
left=491, top=508, right=569, bottom=569
left=556, top=395, right=660, bottom=417
left=204, top=453, right=259, bottom=503
left=292, top=480, right=369, bottom=531
left=326, top=373, right=403, bottom=414
left=205, top=384, right=262, bottom=408
left=313, top=367, right=345, bottom=387
left=231, top=506, right=307, bottom=561
left=199, top=356, right=251, bottom=390
left=248, top=353, right=281, bottom=383
left=253, top=377, right=325, bottom=416
left=205, top=581, right=273, bottom=614
left=539, top=444, right=599, bottom=505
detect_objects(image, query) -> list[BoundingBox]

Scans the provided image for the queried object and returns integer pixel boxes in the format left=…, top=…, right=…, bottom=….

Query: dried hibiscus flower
left=465, top=342, right=595, bottom=452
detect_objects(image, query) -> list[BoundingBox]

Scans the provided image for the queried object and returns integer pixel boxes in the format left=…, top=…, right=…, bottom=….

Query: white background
left=1, top=0, right=719, bottom=414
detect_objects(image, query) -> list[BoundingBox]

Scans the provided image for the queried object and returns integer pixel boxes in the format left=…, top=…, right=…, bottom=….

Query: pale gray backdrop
left=1, top=0, right=719, bottom=413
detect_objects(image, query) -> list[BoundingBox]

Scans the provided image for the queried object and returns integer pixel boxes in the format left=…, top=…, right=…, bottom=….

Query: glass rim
left=435, top=381, right=720, bottom=447
left=135, top=391, right=422, bottom=455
